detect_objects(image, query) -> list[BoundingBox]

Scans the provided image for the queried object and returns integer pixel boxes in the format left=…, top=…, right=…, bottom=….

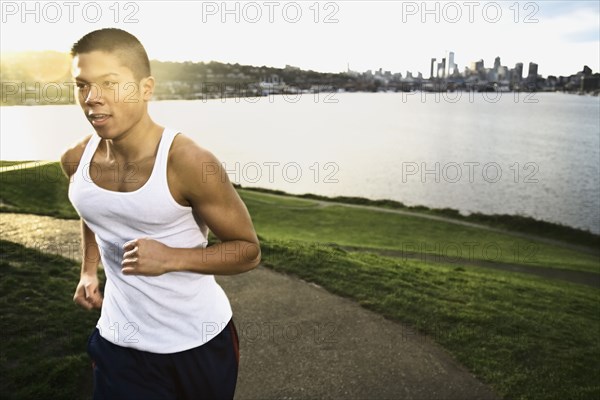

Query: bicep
left=182, top=153, right=258, bottom=244
left=193, top=179, right=257, bottom=243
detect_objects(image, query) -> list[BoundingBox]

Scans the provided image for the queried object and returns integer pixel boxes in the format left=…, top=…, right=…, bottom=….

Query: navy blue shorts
left=86, top=318, right=240, bottom=400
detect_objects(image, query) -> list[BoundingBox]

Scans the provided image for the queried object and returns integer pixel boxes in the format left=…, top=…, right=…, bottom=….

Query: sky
left=1, top=0, right=599, bottom=77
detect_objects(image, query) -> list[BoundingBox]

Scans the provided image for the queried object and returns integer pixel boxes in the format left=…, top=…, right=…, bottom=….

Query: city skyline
left=1, top=1, right=598, bottom=78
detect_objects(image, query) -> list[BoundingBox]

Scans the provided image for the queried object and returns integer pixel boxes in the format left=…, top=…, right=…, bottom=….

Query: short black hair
left=71, top=28, right=151, bottom=81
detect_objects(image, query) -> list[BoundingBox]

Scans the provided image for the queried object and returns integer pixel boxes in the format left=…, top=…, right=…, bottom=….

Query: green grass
left=0, top=161, right=34, bottom=167
left=260, top=237, right=600, bottom=400
left=1, top=162, right=598, bottom=273
left=2, top=235, right=598, bottom=400
left=1, top=160, right=600, bottom=400
left=235, top=189, right=322, bottom=208
left=0, top=240, right=105, bottom=400
left=0, top=162, right=76, bottom=218
left=238, top=192, right=599, bottom=274
left=246, top=187, right=600, bottom=249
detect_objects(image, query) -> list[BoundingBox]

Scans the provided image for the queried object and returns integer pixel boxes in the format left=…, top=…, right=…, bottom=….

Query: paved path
left=221, top=268, right=500, bottom=399
left=1, top=213, right=503, bottom=399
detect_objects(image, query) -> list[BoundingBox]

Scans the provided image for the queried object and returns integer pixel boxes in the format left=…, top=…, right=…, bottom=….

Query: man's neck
left=105, top=116, right=163, bottom=162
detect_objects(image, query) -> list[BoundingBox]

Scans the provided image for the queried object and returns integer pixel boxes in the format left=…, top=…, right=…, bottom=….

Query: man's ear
left=141, top=76, right=155, bottom=100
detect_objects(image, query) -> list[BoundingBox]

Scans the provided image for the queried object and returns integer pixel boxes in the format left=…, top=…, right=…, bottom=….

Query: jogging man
left=60, top=28, right=261, bottom=399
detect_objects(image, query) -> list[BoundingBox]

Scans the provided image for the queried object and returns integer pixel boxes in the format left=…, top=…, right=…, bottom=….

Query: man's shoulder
left=169, top=133, right=221, bottom=171
left=168, top=133, right=230, bottom=196
left=60, top=134, right=94, bottom=177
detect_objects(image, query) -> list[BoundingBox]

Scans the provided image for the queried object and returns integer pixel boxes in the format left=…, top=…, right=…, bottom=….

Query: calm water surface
left=1, top=92, right=598, bottom=233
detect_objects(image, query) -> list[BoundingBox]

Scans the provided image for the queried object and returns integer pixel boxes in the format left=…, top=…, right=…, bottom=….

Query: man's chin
left=92, top=126, right=118, bottom=139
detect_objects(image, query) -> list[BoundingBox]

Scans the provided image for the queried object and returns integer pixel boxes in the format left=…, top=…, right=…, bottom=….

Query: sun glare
left=1, top=51, right=72, bottom=82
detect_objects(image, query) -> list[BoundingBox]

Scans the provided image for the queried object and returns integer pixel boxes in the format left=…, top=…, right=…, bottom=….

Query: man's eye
left=76, top=83, right=88, bottom=89
left=104, top=81, right=117, bottom=89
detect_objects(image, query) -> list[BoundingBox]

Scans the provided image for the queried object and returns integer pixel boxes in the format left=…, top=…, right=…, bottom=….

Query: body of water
left=1, top=92, right=599, bottom=234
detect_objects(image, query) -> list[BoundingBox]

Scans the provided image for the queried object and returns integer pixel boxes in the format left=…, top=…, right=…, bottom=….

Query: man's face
left=72, top=51, right=151, bottom=140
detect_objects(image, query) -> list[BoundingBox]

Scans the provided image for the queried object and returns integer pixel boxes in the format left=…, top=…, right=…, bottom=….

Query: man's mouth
left=88, top=114, right=111, bottom=125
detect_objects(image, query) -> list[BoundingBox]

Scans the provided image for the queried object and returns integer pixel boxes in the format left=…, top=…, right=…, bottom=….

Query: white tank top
left=68, top=127, right=233, bottom=353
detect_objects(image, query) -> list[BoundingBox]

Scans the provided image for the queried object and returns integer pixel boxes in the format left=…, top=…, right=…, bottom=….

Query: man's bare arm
left=61, top=136, right=103, bottom=309
left=73, top=220, right=104, bottom=309
left=121, top=136, right=261, bottom=276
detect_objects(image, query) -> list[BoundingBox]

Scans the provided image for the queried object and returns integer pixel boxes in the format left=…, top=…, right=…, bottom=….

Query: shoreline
left=235, top=184, right=600, bottom=249
left=1, top=89, right=598, bottom=107
left=1, top=160, right=599, bottom=249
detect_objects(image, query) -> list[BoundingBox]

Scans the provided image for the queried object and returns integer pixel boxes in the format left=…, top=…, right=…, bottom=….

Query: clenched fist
left=73, top=273, right=103, bottom=310
left=121, top=238, right=172, bottom=276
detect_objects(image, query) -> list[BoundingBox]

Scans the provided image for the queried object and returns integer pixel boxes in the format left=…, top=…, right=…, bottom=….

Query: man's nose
left=84, top=84, right=104, bottom=105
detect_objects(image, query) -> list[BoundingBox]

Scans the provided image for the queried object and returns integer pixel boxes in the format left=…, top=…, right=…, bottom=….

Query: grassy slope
left=1, top=162, right=599, bottom=273
left=1, top=161, right=599, bottom=399
left=0, top=240, right=105, bottom=400
left=0, top=161, right=34, bottom=167
left=261, top=238, right=600, bottom=400
left=2, top=237, right=598, bottom=400
left=248, top=187, right=600, bottom=249
left=242, top=194, right=599, bottom=273
left=0, top=162, right=75, bottom=218
left=237, top=190, right=599, bottom=274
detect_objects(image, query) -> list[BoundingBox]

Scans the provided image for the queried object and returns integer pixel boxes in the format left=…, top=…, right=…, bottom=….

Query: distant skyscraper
left=494, top=56, right=501, bottom=71
left=498, top=66, right=509, bottom=80
left=430, top=58, right=437, bottom=79
left=471, top=59, right=484, bottom=72
left=445, top=51, right=455, bottom=78
left=513, top=63, right=523, bottom=82
left=452, top=64, right=460, bottom=76
left=438, top=58, right=446, bottom=78
left=528, top=62, right=538, bottom=79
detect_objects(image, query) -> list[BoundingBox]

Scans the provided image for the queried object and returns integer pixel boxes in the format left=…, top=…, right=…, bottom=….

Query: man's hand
left=73, top=274, right=103, bottom=310
left=121, top=238, right=171, bottom=276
